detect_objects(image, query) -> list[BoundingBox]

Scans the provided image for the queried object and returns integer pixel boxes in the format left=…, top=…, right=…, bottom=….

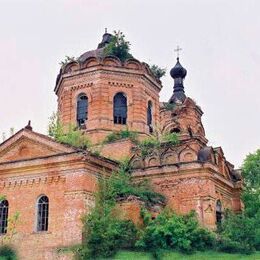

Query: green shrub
left=48, top=112, right=90, bottom=149
left=79, top=213, right=137, bottom=259
left=103, top=129, right=138, bottom=144
left=0, top=245, right=17, bottom=260
left=216, top=210, right=256, bottom=254
left=136, top=209, right=215, bottom=256
left=149, top=65, right=166, bottom=79
left=78, top=159, right=164, bottom=259
left=137, top=132, right=179, bottom=158
left=104, top=31, right=133, bottom=62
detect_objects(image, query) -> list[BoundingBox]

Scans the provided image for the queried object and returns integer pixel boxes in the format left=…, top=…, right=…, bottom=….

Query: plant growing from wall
left=48, top=112, right=91, bottom=149
left=59, top=55, right=77, bottom=66
left=103, top=31, right=133, bottom=62
left=137, top=127, right=179, bottom=158
left=76, top=158, right=165, bottom=259
left=149, top=64, right=166, bottom=79
left=103, top=129, right=138, bottom=144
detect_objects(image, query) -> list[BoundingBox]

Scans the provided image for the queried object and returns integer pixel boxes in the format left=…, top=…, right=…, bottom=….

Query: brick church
left=0, top=33, right=243, bottom=259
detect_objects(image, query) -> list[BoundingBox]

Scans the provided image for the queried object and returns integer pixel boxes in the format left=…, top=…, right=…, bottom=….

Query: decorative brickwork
left=0, top=33, right=243, bottom=259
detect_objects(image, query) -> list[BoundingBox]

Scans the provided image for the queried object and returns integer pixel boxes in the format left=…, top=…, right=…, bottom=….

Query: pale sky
left=0, top=0, right=259, bottom=167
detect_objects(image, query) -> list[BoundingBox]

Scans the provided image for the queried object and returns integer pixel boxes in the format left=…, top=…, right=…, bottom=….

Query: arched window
left=0, top=200, right=8, bottom=234
left=77, top=94, right=88, bottom=127
left=216, top=200, right=222, bottom=224
left=147, top=101, right=153, bottom=133
left=37, top=196, right=49, bottom=232
left=170, top=127, right=181, bottom=134
left=113, top=93, right=127, bottom=125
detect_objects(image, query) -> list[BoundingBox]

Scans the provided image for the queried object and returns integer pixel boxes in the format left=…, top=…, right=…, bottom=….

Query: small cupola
left=169, top=57, right=187, bottom=103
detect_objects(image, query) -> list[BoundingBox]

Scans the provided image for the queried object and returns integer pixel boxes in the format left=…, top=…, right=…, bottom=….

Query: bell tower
left=54, top=33, right=163, bottom=143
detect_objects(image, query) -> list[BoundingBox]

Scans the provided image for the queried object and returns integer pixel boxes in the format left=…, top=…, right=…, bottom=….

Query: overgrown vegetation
left=103, top=129, right=138, bottom=144
left=48, top=112, right=90, bottom=149
left=104, top=31, right=133, bottom=62
left=0, top=245, right=17, bottom=260
left=149, top=64, right=166, bottom=79
left=216, top=149, right=260, bottom=254
left=137, top=209, right=216, bottom=258
left=137, top=130, right=179, bottom=158
left=76, top=159, right=165, bottom=259
left=59, top=55, right=77, bottom=66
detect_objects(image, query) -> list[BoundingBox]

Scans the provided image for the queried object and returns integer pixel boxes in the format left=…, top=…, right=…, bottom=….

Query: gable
left=0, top=128, right=75, bottom=163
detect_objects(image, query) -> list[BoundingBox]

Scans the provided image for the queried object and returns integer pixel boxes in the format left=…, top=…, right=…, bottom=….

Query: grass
left=113, top=250, right=260, bottom=260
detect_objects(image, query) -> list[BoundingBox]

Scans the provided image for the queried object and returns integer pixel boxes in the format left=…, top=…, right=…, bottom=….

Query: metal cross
left=174, top=45, right=182, bottom=58
left=105, top=28, right=107, bottom=33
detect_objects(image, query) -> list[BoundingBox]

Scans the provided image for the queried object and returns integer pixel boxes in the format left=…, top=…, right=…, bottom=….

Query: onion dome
left=169, top=58, right=187, bottom=103
left=170, top=57, right=187, bottom=79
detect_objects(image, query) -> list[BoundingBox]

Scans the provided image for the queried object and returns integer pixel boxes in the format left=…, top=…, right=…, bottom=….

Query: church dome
left=170, top=58, right=187, bottom=79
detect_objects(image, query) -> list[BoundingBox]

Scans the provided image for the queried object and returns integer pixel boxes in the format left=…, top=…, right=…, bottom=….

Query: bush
left=0, top=245, right=17, bottom=260
left=136, top=209, right=215, bottom=256
left=137, top=132, right=179, bottom=158
left=149, top=65, right=166, bottom=79
left=103, top=129, right=138, bottom=144
left=216, top=210, right=256, bottom=254
left=78, top=159, right=164, bottom=259
left=48, top=112, right=90, bottom=149
left=104, top=31, right=133, bottom=62
left=79, top=213, right=137, bottom=259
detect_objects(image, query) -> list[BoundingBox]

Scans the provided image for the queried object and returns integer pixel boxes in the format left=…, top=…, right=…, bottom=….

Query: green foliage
left=163, top=102, right=176, bottom=111
left=242, top=149, right=260, bottom=188
left=137, top=209, right=216, bottom=257
left=48, top=112, right=90, bottom=149
left=0, top=245, right=17, bottom=260
left=149, top=64, right=166, bottom=79
left=103, top=129, right=138, bottom=144
left=104, top=31, right=133, bottom=62
left=137, top=132, right=179, bottom=158
left=59, top=55, right=77, bottom=66
left=216, top=210, right=256, bottom=254
left=241, top=149, right=260, bottom=250
left=78, top=159, right=165, bottom=259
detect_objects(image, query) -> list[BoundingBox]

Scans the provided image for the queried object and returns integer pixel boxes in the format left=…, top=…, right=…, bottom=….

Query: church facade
left=0, top=33, right=243, bottom=259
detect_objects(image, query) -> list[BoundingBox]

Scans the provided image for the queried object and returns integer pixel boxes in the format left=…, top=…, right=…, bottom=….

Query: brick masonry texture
left=0, top=49, right=243, bottom=259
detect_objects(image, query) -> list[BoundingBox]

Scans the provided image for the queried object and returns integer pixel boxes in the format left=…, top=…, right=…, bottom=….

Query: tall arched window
left=77, top=93, right=88, bottom=127
left=147, top=101, right=153, bottom=133
left=0, top=200, right=8, bottom=234
left=113, top=93, right=127, bottom=125
left=37, top=195, right=49, bottom=232
left=216, top=200, right=222, bottom=224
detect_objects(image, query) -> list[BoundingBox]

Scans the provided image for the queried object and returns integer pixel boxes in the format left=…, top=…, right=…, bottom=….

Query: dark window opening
left=188, top=127, right=193, bottom=137
left=0, top=200, right=8, bottom=234
left=77, top=94, right=88, bottom=127
left=216, top=200, right=222, bottom=224
left=113, top=93, right=127, bottom=125
left=37, top=196, right=49, bottom=232
left=147, top=101, right=153, bottom=133
left=171, top=128, right=181, bottom=134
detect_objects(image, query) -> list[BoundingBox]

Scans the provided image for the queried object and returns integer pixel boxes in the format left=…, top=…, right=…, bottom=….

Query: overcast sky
left=0, top=0, right=259, bottom=167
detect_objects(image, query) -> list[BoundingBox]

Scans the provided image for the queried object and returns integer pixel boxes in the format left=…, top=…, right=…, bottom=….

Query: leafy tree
left=104, top=31, right=133, bottom=62
left=241, top=149, right=260, bottom=249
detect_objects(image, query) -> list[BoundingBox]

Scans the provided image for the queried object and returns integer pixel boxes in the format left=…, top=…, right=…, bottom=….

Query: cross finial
left=105, top=28, right=107, bottom=33
left=174, top=45, right=182, bottom=59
